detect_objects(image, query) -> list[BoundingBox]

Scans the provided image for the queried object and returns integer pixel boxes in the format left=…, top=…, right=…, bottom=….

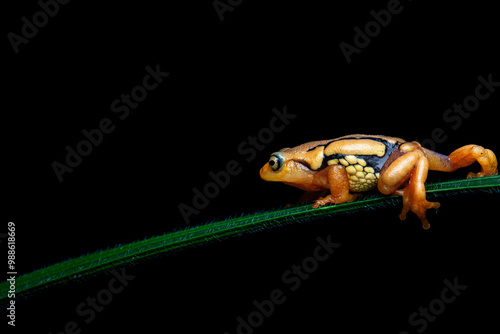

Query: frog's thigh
left=377, top=151, right=421, bottom=195
left=312, top=165, right=360, bottom=208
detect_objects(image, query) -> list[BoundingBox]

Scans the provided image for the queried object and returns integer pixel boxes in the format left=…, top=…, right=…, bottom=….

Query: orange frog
left=260, top=134, right=498, bottom=229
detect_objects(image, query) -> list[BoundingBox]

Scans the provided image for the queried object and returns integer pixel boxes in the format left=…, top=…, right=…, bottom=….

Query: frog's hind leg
left=378, top=142, right=440, bottom=229
left=378, top=142, right=497, bottom=229
left=424, top=145, right=498, bottom=178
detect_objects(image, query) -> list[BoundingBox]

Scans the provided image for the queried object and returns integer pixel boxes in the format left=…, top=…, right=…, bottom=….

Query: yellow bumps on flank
left=322, top=154, right=377, bottom=191
left=348, top=164, right=378, bottom=192
left=326, top=154, right=379, bottom=192
left=337, top=156, right=380, bottom=192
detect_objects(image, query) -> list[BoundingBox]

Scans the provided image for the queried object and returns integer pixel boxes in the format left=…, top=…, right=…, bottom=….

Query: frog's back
left=300, top=134, right=405, bottom=192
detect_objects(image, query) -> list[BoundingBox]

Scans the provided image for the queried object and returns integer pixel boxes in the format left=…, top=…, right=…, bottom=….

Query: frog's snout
left=260, top=163, right=277, bottom=182
left=260, top=163, right=270, bottom=180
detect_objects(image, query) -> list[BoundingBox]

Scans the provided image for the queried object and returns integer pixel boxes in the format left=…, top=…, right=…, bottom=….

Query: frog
left=260, top=134, right=498, bottom=229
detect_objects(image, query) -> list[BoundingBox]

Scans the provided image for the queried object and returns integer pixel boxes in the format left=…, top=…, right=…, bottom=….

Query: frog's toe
left=467, top=170, right=498, bottom=179
left=412, top=201, right=440, bottom=229
left=312, top=198, right=324, bottom=209
left=312, top=193, right=362, bottom=208
left=466, top=172, right=481, bottom=179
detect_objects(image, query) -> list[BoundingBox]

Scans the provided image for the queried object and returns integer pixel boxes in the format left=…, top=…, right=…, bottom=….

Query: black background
left=3, top=0, right=499, bottom=333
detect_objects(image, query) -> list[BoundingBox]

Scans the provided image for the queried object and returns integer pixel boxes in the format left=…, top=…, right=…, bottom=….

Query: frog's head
left=260, top=149, right=319, bottom=191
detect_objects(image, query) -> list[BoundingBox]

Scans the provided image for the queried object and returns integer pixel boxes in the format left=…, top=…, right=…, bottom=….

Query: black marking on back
left=309, top=136, right=403, bottom=171
left=307, top=135, right=402, bottom=152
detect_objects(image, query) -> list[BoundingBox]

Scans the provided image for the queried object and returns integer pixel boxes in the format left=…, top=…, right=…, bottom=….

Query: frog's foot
left=447, top=145, right=498, bottom=178
left=312, top=193, right=362, bottom=209
left=394, top=188, right=440, bottom=230
left=466, top=148, right=498, bottom=178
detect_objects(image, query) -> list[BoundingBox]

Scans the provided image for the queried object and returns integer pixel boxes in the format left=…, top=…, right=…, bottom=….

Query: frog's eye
left=269, top=152, right=285, bottom=171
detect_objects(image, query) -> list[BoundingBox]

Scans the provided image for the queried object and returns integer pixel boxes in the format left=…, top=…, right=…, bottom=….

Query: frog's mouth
left=259, top=163, right=279, bottom=182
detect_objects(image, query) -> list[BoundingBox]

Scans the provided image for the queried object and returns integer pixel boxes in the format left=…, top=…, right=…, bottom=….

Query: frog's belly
left=326, top=155, right=381, bottom=192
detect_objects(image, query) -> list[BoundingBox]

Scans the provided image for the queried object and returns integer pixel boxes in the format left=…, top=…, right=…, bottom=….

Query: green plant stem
left=1, top=175, right=499, bottom=304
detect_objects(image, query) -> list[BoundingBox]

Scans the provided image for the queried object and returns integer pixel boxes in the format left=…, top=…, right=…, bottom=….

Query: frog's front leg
left=378, top=142, right=440, bottom=229
left=312, top=165, right=362, bottom=208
